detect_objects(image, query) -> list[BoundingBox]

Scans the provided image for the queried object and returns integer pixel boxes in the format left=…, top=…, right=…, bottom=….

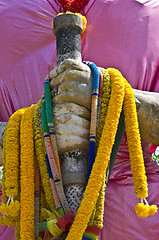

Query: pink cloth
left=150, top=144, right=158, bottom=154
left=0, top=0, right=159, bottom=239
left=99, top=133, right=159, bottom=240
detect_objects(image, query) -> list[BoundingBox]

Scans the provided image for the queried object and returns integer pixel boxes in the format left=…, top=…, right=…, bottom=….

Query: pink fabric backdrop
left=0, top=0, right=159, bottom=239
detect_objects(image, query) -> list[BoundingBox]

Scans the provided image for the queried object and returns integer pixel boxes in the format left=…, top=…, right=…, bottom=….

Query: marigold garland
left=135, top=199, right=158, bottom=218
left=96, top=68, right=111, bottom=153
left=0, top=215, right=17, bottom=227
left=93, top=68, right=111, bottom=228
left=89, top=68, right=111, bottom=228
left=148, top=205, right=158, bottom=216
left=123, top=79, right=148, bottom=199
left=0, top=108, right=26, bottom=228
left=20, top=104, right=36, bottom=240
left=4, top=108, right=26, bottom=199
left=65, top=68, right=125, bottom=240
left=91, top=178, right=106, bottom=229
left=15, top=220, right=20, bottom=240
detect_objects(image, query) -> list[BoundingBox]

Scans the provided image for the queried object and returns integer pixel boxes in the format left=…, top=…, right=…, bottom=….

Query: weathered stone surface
left=61, top=150, right=88, bottom=212
left=53, top=14, right=88, bottom=212
left=134, top=89, right=159, bottom=145
left=53, top=14, right=83, bottom=65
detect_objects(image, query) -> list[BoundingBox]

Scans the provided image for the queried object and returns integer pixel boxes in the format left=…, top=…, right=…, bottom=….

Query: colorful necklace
left=57, top=0, right=89, bottom=13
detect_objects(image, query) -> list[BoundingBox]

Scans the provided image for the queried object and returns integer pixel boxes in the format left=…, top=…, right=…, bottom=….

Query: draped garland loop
left=0, top=65, right=157, bottom=240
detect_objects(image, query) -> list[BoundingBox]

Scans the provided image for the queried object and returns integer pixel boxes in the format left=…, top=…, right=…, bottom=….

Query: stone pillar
left=53, top=13, right=83, bottom=65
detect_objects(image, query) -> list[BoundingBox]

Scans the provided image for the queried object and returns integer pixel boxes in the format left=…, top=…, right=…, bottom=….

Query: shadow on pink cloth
left=0, top=186, right=15, bottom=240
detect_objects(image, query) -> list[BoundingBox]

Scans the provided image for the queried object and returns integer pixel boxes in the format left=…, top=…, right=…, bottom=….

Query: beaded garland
left=33, top=99, right=56, bottom=213
left=84, top=62, right=100, bottom=180
left=43, top=77, right=69, bottom=214
left=42, top=95, right=62, bottom=212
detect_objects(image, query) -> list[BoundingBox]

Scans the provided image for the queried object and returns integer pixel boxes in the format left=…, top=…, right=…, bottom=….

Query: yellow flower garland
left=20, top=104, right=36, bottom=240
left=91, top=68, right=111, bottom=228
left=66, top=68, right=125, bottom=240
left=123, top=79, right=148, bottom=199
left=4, top=108, right=27, bottom=199
left=96, top=68, right=111, bottom=149
left=0, top=108, right=26, bottom=228
left=15, top=220, right=20, bottom=240
left=122, top=79, right=157, bottom=217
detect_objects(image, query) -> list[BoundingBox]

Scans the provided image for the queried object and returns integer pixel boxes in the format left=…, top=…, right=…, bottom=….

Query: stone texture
left=53, top=14, right=83, bottom=65
left=134, top=89, right=159, bottom=145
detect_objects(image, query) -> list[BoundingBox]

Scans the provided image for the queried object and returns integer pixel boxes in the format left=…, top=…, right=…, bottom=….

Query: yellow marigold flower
left=123, top=79, right=148, bottom=199
left=8, top=200, right=20, bottom=217
left=5, top=189, right=18, bottom=199
left=135, top=203, right=149, bottom=218
left=75, top=12, right=87, bottom=33
left=2, top=215, right=16, bottom=227
left=20, top=105, right=36, bottom=240
left=149, top=205, right=158, bottom=216
left=4, top=108, right=27, bottom=199
left=96, top=68, right=110, bottom=149
left=54, top=12, right=87, bottom=33
left=0, top=217, right=3, bottom=225
left=15, top=220, right=20, bottom=240
left=0, top=202, right=9, bottom=215
left=92, top=68, right=110, bottom=228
